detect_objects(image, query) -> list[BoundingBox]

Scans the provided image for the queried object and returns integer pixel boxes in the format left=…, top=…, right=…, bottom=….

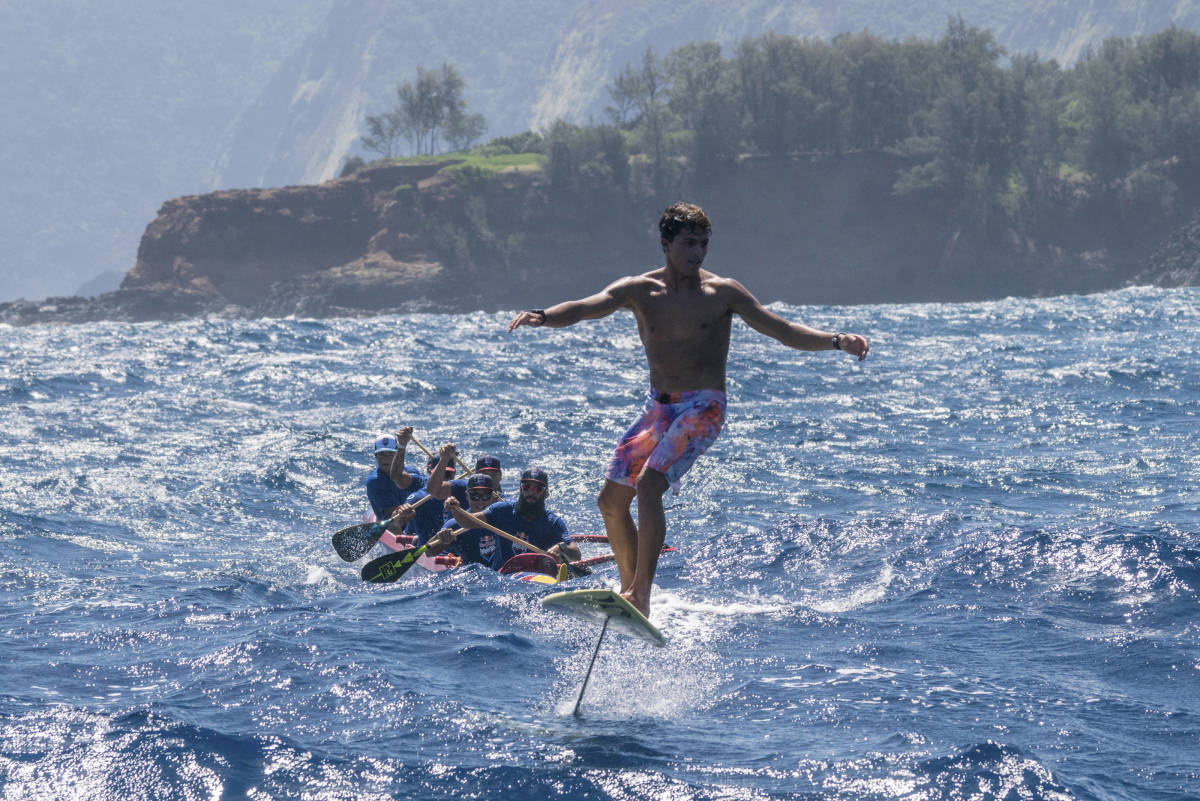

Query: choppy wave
left=2, top=287, right=1198, bottom=799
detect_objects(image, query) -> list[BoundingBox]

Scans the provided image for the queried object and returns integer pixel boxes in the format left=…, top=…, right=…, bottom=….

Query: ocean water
left=1, top=286, right=1197, bottom=801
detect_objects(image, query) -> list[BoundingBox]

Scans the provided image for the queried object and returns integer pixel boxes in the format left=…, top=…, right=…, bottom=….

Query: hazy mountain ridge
left=0, top=0, right=335, bottom=301
left=532, top=2, right=1200, bottom=131
left=5, top=0, right=1200, bottom=302
left=216, top=0, right=585, bottom=190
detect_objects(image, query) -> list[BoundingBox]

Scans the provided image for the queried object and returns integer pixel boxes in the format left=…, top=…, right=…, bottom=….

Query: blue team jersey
left=454, top=527, right=504, bottom=567
left=365, top=467, right=426, bottom=519
left=478, top=501, right=569, bottom=570
left=403, top=479, right=469, bottom=544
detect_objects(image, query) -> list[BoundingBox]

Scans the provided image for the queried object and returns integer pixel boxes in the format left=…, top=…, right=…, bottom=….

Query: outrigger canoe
left=360, top=524, right=676, bottom=585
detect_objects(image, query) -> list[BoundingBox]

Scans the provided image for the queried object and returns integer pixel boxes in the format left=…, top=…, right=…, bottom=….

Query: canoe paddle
left=450, top=507, right=587, bottom=580
left=361, top=544, right=428, bottom=582
left=360, top=526, right=469, bottom=582
left=571, top=545, right=676, bottom=570
left=410, top=436, right=475, bottom=477
left=331, top=492, right=435, bottom=562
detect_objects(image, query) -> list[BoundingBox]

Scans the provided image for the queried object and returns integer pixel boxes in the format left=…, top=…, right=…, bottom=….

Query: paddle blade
left=331, top=521, right=386, bottom=562
left=361, top=546, right=427, bottom=583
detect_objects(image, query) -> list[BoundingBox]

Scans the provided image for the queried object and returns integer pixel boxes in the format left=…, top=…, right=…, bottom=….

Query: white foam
left=303, top=564, right=336, bottom=586
left=808, top=564, right=896, bottom=613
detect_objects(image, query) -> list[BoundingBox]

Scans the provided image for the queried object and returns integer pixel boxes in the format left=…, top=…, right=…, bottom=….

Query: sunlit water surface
left=1, top=287, right=1198, bottom=800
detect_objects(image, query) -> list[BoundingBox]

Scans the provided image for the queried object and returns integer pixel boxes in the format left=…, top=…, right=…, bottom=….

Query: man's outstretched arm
left=508, top=278, right=635, bottom=332
left=726, top=278, right=869, bottom=360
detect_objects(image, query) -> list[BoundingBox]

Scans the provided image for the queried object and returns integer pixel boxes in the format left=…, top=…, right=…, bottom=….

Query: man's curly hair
left=658, top=202, right=712, bottom=242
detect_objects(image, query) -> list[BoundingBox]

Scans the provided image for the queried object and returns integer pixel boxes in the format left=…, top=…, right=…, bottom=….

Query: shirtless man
left=507, top=202, right=869, bottom=616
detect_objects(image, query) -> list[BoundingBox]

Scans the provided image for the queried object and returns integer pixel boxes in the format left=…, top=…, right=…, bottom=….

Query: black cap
left=475, top=455, right=502, bottom=471
left=520, top=468, right=548, bottom=486
left=466, top=474, right=496, bottom=491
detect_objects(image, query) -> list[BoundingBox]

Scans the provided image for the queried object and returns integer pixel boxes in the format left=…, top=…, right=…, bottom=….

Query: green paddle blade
left=332, top=520, right=386, bottom=562
left=361, top=545, right=427, bottom=583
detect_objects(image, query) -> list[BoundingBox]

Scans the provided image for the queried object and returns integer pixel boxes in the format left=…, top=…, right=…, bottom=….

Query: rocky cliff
left=1137, top=208, right=1200, bottom=287
left=4, top=152, right=1197, bottom=326
left=123, top=162, right=448, bottom=314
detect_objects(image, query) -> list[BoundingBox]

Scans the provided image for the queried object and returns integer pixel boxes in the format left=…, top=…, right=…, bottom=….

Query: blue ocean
left=2, top=287, right=1197, bottom=800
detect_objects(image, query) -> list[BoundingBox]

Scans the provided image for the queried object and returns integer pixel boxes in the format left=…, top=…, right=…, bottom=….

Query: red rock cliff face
left=117, top=151, right=1119, bottom=317
left=123, top=162, right=453, bottom=312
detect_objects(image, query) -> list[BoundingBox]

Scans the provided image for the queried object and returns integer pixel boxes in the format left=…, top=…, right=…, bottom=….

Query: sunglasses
left=468, top=490, right=494, bottom=501
left=520, top=480, right=547, bottom=493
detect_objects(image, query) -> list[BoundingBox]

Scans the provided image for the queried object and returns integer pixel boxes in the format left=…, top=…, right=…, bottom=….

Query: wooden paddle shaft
left=410, top=435, right=474, bottom=476
left=422, top=525, right=472, bottom=550
left=389, top=523, right=468, bottom=543
left=453, top=508, right=555, bottom=558
left=380, top=490, right=433, bottom=527
left=411, top=435, right=596, bottom=502
left=400, top=491, right=434, bottom=514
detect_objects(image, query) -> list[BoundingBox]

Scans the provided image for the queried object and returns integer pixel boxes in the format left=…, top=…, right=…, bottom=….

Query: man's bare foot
left=621, top=588, right=651, bottom=618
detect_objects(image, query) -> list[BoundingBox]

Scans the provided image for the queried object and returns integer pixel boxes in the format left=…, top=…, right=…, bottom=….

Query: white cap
left=374, top=435, right=399, bottom=453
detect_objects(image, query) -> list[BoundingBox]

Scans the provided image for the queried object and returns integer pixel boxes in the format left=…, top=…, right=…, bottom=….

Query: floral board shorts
left=604, top=389, right=727, bottom=488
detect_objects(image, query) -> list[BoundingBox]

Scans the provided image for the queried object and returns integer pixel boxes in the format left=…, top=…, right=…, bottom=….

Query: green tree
left=836, top=32, right=925, bottom=150
left=545, top=120, right=630, bottom=207
left=361, top=109, right=408, bottom=158
left=736, top=33, right=847, bottom=155
left=1075, top=38, right=1136, bottom=186
left=664, top=41, right=742, bottom=169
left=893, top=18, right=1019, bottom=236
left=399, top=64, right=463, bottom=155
left=1007, top=53, right=1067, bottom=237
left=446, top=109, right=487, bottom=151
left=361, top=63, right=486, bottom=157
left=1131, top=27, right=1200, bottom=192
left=605, top=63, right=644, bottom=129
left=635, top=49, right=673, bottom=192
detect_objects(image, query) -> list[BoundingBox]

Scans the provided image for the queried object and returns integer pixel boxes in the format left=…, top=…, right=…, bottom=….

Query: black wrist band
left=531, top=309, right=546, bottom=326
left=832, top=333, right=845, bottom=351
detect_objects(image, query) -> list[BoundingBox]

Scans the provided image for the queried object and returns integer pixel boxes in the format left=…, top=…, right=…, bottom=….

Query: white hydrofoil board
left=541, top=588, right=665, bottom=647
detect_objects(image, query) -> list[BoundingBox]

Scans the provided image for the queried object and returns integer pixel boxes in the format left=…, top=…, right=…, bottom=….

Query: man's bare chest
left=635, top=290, right=730, bottom=342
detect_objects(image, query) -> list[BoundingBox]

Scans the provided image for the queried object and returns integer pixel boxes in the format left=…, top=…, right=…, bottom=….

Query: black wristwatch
left=832, top=333, right=845, bottom=351
left=530, top=309, right=547, bottom=326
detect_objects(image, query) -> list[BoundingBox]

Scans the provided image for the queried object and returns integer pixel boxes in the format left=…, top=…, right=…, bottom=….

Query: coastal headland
left=4, top=152, right=1198, bottom=326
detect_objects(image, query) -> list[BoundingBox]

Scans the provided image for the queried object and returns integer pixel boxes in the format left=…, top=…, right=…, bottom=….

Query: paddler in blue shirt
left=364, top=428, right=423, bottom=533
left=424, top=473, right=504, bottom=566
left=473, top=455, right=505, bottom=497
left=403, top=443, right=469, bottom=546
left=444, top=468, right=581, bottom=570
